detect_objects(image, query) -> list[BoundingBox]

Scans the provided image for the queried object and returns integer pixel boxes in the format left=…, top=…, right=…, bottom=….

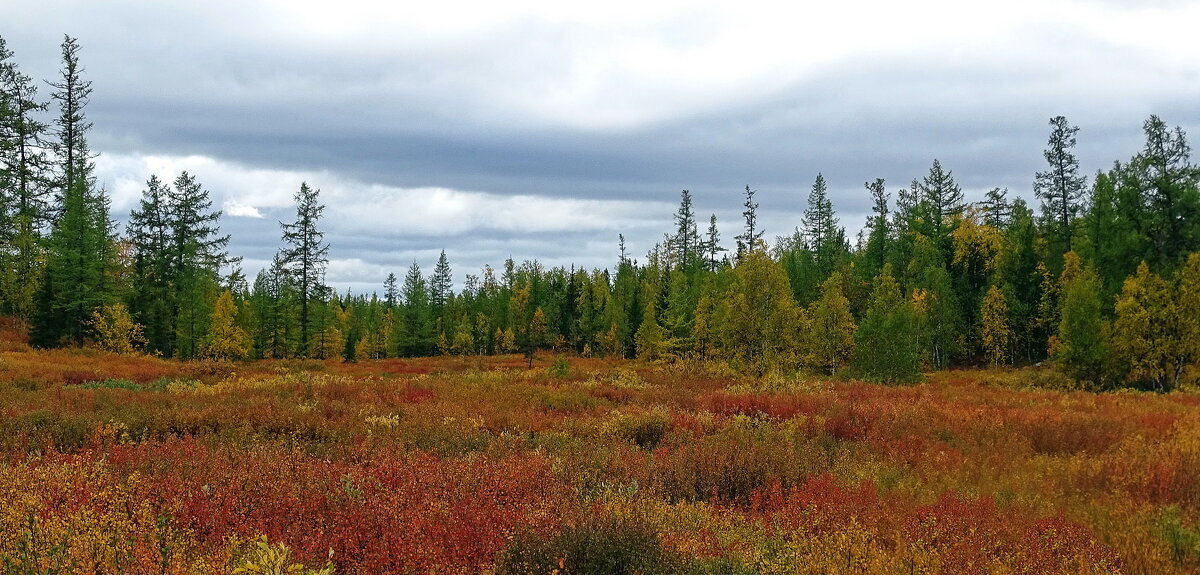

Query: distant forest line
left=2, top=35, right=1199, bottom=390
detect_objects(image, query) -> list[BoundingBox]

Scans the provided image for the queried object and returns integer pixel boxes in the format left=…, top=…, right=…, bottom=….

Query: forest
left=3, top=36, right=1199, bottom=389
left=4, top=34, right=1200, bottom=575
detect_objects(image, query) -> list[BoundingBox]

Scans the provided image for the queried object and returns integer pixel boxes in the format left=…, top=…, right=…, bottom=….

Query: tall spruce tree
left=126, top=175, right=173, bottom=353
left=168, top=172, right=231, bottom=358
left=278, top=182, right=328, bottom=355
left=702, top=214, right=726, bottom=272
left=671, top=189, right=700, bottom=269
left=862, top=178, right=890, bottom=279
left=30, top=36, right=115, bottom=347
left=1035, top=116, right=1086, bottom=261
left=430, top=250, right=452, bottom=309
left=1136, top=115, right=1199, bottom=269
left=0, top=37, right=50, bottom=321
left=735, top=185, right=762, bottom=260
left=803, top=173, right=843, bottom=278
left=917, top=159, right=964, bottom=262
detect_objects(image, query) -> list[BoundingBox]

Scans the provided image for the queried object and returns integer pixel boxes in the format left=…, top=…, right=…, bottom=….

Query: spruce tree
left=31, top=37, right=115, bottom=347
left=917, top=159, right=964, bottom=262
left=735, top=185, right=762, bottom=261
left=862, top=178, right=890, bottom=279
left=671, top=189, right=700, bottom=269
left=278, top=182, right=328, bottom=355
left=803, top=173, right=844, bottom=278
left=1136, top=115, right=1199, bottom=268
left=1035, top=116, right=1086, bottom=259
left=0, top=37, right=50, bottom=322
left=430, top=250, right=452, bottom=308
left=400, top=261, right=431, bottom=356
left=702, top=214, right=726, bottom=272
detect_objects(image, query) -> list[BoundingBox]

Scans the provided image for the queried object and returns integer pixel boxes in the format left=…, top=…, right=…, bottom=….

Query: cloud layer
left=7, top=1, right=1200, bottom=292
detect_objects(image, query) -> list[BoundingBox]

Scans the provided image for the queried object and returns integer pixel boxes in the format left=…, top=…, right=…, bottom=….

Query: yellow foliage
left=203, top=290, right=249, bottom=361
left=88, top=302, right=147, bottom=355
left=981, top=285, right=1012, bottom=366
left=233, top=536, right=334, bottom=575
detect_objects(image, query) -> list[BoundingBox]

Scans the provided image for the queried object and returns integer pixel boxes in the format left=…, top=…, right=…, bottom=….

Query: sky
left=6, top=1, right=1200, bottom=293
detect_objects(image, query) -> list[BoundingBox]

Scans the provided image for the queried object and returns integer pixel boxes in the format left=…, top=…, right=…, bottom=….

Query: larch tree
left=88, top=302, right=146, bottom=355
left=1111, top=262, right=1182, bottom=390
left=980, top=285, right=1012, bottom=367
left=202, top=289, right=248, bottom=361
left=714, top=242, right=799, bottom=375
left=278, top=182, right=328, bottom=355
left=1176, top=253, right=1200, bottom=385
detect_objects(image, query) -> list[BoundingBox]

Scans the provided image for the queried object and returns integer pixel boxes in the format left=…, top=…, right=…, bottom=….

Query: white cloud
left=223, top=200, right=263, bottom=218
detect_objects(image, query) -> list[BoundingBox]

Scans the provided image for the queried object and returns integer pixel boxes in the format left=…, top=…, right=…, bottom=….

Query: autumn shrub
left=498, top=513, right=685, bottom=575
left=650, top=416, right=829, bottom=502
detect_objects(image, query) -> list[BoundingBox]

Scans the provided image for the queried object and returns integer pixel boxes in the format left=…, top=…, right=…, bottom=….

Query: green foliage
left=854, top=265, right=920, bottom=383
left=1052, top=258, right=1108, bottom=386
left=278, top=183, right=329, bottom=355
left=803, top=272, right=856, bottom=375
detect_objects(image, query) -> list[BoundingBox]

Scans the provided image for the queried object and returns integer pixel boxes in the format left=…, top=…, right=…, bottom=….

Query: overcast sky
left=6, top=1, right=1200, bottom=293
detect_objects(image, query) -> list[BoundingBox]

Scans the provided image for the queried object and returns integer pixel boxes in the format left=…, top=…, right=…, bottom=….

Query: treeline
left=3, top=36, right=1200, bottom=389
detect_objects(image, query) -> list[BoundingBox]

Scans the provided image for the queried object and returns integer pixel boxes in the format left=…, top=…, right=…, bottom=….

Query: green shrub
left=498, top=515, right=683, bottom=575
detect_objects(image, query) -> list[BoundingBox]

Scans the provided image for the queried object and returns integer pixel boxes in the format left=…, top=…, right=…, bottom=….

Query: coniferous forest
left=5, top=36, right=1199, bottom=389
left=6, top=34, right=1200, bottom=575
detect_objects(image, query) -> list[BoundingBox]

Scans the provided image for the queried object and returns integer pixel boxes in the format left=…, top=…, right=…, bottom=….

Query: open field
left=2, top=334, right=1199, bottom=574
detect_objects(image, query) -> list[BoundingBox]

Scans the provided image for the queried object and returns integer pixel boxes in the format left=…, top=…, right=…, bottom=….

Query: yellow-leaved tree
left=804, top=271, right=857, bottom=375
left=1111, top=262, right=1179, bottom=390
left=1178, top=254, right=1200, bottom=385
left=980, top=285, right=1012, bottom=367
left=89, top=302, right=147, bottom=355
left=202, top=290, right=249, bottom=361
left=635, top=300, right=672, bottom=361
left=714, top=242, right=800, bottom=376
